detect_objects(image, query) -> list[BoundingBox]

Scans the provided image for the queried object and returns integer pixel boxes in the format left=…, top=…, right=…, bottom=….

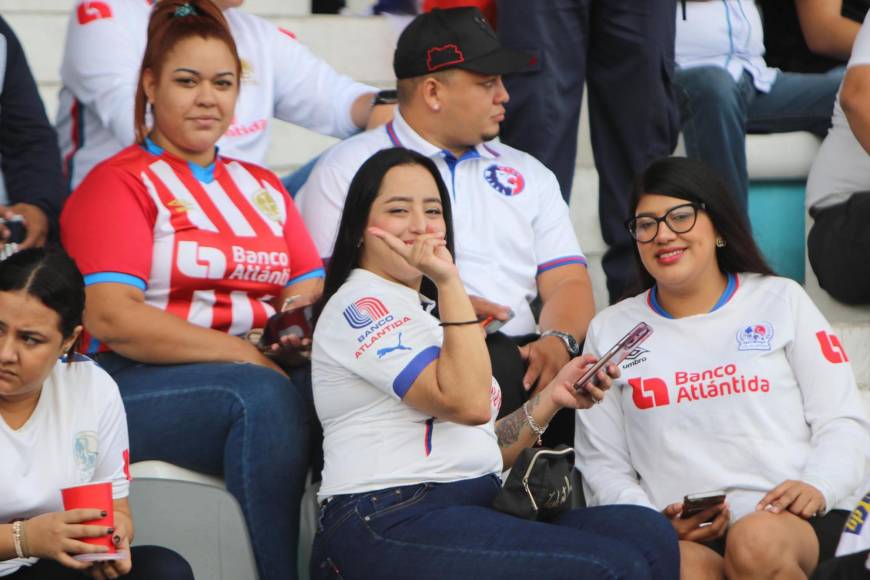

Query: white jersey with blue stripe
left=296, top=111, right=586, bottom=336
left=576, top=273, right=869, bottom=521
left=313, top=269, right=502, bottom=499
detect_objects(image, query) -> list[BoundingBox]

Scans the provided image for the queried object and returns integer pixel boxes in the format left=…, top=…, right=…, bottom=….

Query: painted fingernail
left=107, top=528, right=114, bottom=534
left=101, top=511, right=107, bottom=517
left=114, top=534, right=121, bottom=545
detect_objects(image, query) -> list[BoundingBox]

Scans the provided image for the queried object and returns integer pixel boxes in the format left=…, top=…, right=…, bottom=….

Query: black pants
left=496, top=0, right=679, bottom=302
left=9, top=546, right=193, bottom=579
left=487, top=332, right=575, bottom=447
left=811, top=549, right=870, bottom=580
left=808, top=192, right=870, bottom=305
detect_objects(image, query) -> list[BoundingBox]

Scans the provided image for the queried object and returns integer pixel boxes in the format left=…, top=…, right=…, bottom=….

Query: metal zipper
left=520, top=447, right=574, bottom=513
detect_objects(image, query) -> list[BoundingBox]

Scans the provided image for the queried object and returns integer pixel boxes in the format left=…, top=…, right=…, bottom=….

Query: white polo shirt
left=575, top=274, right=869, bottom=521
left=675, top=0, right=777, bottom=92
left=806, top=13, right=870, bottom=210
left=313, top=268, right=503, bottom=499
left=57, top=0, right=374, bottom=189
left=0, top=356, right=131, bottom=576
left=296, top=111, right=586, bottom=336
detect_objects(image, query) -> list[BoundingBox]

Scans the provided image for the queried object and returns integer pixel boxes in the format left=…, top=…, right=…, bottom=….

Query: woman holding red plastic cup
left=0, top=248, right=193, bottom=579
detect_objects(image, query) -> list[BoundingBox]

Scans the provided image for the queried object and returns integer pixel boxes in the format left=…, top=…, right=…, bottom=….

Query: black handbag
left=492, top=445, right=575, bottom=521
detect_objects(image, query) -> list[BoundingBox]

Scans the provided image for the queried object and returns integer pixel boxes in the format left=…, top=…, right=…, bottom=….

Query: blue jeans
left=674, top=67, right=843, bottom=209
left=311, top=474, right=680, bottom=579
left=98, top=354, right=312, bottom=580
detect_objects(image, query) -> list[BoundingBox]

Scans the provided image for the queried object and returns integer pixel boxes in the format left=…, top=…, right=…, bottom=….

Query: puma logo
left=377, top=332, right=412, bottom=359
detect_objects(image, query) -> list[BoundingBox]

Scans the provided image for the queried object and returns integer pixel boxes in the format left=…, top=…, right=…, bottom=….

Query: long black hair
left=628, top=157, right=774, bottom=294
left=0, top=248, right=86, bottom=355
left=317, top=148, right=455, bottom=322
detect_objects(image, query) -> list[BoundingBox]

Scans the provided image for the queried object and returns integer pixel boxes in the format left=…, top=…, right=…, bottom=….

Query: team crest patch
left=737, top=322, right=774, bottom=351
left=74, top=431, right=99, bottom=483
left=484, top=165, right=525, bottom=196
left=343, top=297, right=390, bottom=329
left=252, top=189, right=281, bottom=222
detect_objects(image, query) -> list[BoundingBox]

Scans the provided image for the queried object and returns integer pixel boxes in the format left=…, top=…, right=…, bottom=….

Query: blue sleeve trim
left=286, top=268, right=325, bottom=287
left=536, top=256, right=588, bottom=275
left=84, top=272, right=147, bottom=291
left=392, top=346, right=440, bottom=399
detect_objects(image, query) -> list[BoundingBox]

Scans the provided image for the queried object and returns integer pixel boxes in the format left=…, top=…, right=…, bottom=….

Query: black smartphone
left=574, top=322, right=653, bottom=391
left=681, top=490, right=727, bottom=520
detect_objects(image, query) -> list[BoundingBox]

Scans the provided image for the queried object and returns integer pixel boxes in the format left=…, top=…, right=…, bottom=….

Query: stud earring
left=716, top=238, right=726, bottom=248
left=356, top=239, right=363, bottom=248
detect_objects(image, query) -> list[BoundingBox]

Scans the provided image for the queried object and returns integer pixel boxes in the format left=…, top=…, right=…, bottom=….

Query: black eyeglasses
left=625, top=202, right=706, bottom=243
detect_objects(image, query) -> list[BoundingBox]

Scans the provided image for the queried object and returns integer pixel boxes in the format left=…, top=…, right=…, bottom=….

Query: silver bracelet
left=11, top=521, right=26, bottom=559
left=522, top=401, right=547, bottom=446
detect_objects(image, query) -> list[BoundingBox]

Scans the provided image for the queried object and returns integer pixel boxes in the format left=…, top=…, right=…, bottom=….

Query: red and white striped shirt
left=61, top=141, right=323, bottom=352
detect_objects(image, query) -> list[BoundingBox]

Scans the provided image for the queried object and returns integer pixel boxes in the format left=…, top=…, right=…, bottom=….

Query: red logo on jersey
left=122, top=449, right=131, bottom=481
left=278, top=27, right=297, bottom=40
left=629, top=377, right=670, bottom=409
left=816, top=331, right=849, bottom=364
left=77, top=2, right=113, bottom=25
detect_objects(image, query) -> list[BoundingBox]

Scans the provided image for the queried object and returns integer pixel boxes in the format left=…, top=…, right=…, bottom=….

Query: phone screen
left=574, top=322, right=653, bottom=391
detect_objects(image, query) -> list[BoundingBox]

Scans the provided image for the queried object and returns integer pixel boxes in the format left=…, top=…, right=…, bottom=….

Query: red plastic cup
left=61, top=481, right=120, bottom=561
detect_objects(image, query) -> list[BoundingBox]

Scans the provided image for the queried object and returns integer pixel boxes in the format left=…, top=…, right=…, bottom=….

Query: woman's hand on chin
left=546, top=354, right=619, bottom=410
left=367, top=225, right=458, bottom=285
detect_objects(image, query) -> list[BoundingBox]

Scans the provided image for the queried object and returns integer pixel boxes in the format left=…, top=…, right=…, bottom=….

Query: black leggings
left=9, top=546, right=193, bottom=579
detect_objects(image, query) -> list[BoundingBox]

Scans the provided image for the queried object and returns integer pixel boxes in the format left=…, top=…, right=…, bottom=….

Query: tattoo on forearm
left=496, top=394, right=541, bottom=448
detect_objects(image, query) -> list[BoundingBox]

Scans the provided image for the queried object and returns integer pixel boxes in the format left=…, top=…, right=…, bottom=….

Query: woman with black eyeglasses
left=574, top=157, right=870, bottom=579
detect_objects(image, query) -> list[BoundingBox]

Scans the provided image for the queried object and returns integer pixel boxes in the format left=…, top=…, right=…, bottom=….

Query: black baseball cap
left=394, top=8, right=537, bottom=80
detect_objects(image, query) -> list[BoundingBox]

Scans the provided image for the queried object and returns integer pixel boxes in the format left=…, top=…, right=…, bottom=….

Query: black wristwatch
left=372, top=89, right=398, bottom=106
left=540, top=330, right=580, bottom=357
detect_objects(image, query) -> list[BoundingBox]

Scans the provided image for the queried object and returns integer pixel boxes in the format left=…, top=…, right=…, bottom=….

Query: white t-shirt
left=296, top=112, right=586, bottom=336
left=575, top=274, right=870, bottom=521
left=806, top=13, right=870, bottom=209
left=57, top=0, right=375, bottom=189
left=675, top=0, right=777, bottom=92
left=313, top=269, right=503, bottom=499
left=0, top=356, right=131, bottom=577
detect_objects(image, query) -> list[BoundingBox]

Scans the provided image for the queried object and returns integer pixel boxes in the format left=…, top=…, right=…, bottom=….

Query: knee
left=725, top=513, right=792, bottom=574
left=676, top=67, right=743, bottom=114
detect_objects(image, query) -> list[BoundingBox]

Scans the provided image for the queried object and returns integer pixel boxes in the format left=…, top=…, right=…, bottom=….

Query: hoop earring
left=716, top=238, right=726, bottom=248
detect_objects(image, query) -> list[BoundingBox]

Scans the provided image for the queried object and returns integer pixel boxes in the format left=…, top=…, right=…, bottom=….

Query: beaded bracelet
left=11, top=521, right=26, bottom=559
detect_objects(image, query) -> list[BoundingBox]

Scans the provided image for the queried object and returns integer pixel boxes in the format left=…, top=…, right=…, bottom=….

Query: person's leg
left=312, top=475, right=676, bottom=579
left=124, top=546, right=194, bottom=580
left=7, top=560, right=83, bottom=579
left=811, top=549, right=870, bottom=580
left=678, top=540, right=725, bottom=580
left=673, top=67, right=753, bottom=209
left=747, top=70, right=842, bottom=138
left=103, top=356, right=310, bottom=580
left=808, top=193, right=870, bottom=305
left=497, top=0, right=587, bottom=201
left=725, top=510, right=821, bottom=579
left=587, top=0, right=679, bottom=302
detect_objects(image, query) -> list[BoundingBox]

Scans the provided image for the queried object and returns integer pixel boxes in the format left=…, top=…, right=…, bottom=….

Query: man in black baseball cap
left=297, top=7, right=595, bottom=448
left=393, top=7, right=536, bottom=79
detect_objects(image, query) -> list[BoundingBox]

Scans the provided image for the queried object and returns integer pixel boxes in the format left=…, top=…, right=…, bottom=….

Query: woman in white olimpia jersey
left=308, top=147, right=681, bottom=580
left=576, top=156, right=870, bottom=580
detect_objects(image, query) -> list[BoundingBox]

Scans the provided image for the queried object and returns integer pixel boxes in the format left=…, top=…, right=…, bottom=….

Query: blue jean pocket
left=357, top=483, right=432, bottom=522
